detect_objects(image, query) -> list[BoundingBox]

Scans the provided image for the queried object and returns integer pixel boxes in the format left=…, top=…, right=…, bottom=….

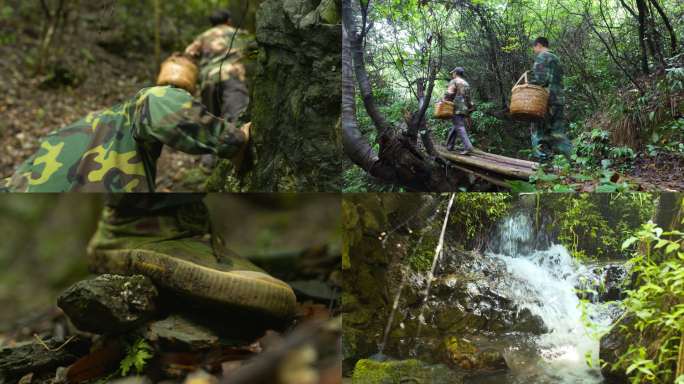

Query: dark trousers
left=105, top=193, right=206, bottom=212
left=200, top=79, right=249, bottom=124
left=446, top=114, right=473, bottom=150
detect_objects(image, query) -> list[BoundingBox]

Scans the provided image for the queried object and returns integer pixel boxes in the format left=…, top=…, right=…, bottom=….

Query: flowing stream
left=476, top=211, right=616, bottom=383
left=383, top=207, right=621, bottom=384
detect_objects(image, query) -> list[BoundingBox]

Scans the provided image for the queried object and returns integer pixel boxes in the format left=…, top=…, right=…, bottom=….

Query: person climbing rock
left=0, top=85, right=250, bottom=192
left=183, top=8, right=252, bottom=174
left=88, top=193, right=297, bottom=323
left=444, top=67, right=475, bottom=156
left=528, top=37, right=571, bottom=172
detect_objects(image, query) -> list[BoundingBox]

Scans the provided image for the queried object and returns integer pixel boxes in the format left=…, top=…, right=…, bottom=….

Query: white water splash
left=483, top=214, right=615, bottom=384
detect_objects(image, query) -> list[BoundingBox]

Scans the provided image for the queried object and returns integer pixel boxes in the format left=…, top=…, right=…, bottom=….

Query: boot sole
left=87, top=247, right=297, bottom=322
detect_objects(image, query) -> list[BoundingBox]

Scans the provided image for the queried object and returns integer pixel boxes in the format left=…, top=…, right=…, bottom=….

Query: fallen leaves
left=67, top=339, right=124, bottom=382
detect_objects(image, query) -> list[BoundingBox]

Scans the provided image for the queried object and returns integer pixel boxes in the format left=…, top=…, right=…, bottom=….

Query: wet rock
left=600, top=313, right=645, bottom=383
left=431, top=337, right=507, bottom=372
left=433, top=271, right=486, bottom=300
left=136, top=314, right=220, bottom=352
left=352, top=359, right=463, bottom=384
left=206, top=0, right=342, bottom=192
left=578, top=264, right=630, bottom=303
left=57, top=275, right=159, bottom=334
left=0, top=336, right=91, bottom=379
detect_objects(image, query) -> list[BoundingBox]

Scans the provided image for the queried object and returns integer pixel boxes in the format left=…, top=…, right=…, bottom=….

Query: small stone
left=57, top=274, right=159, bottom=334
left=18, top=373, right=33, bottom=384
left=54, top=366, right=70, bottom=383
left=137, top=314, right=219, bottom=351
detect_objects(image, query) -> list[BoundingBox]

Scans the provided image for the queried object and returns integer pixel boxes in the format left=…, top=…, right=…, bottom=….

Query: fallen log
left=449, top=163, right=512, bottom=189
left=439, top=151, right=536, bottom=180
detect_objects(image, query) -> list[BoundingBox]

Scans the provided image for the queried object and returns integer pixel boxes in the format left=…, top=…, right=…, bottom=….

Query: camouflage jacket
left=445, top=77, right=474, bottom=115
left=0, top=86, right=246, bottom=193
left=529, top=50, right=564, bottom=105
left=183, top=24, right=249, bottom=91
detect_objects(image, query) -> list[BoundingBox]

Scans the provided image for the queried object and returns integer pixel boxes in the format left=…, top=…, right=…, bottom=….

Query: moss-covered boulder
left=206, top=0, right=341, bottom=192
left=352, top=359, right=463, bottom=384
left=431, top=337, right=507, bottom=372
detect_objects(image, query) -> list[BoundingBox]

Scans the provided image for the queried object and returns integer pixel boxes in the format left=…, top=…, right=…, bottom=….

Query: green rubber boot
left=87, top=202, right=296, bottom=324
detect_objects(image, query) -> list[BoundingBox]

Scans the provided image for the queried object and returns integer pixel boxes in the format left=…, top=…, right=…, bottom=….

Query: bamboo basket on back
left=157, top=53, right=199, bottom=94
left=510, top=71, right=549, bottom=123
left=434, top=94, right=454, bottom=120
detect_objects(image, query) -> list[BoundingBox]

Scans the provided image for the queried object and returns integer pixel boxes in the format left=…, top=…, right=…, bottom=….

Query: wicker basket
left=434, top=96, right=454, bottom=120
left=157, top=53, right=199, bottom=94
left=510, top=71, right=549, bottom=123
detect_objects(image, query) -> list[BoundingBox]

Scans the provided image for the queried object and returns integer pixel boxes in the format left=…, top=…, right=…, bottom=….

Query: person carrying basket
left=529, top=37, right=572, bottom=171
left=444, top=67, right=475, bottom=155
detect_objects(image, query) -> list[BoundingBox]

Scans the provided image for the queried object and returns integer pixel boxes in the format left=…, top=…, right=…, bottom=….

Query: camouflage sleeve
left=529, top=55, right=549, bottom=87
left=445, top=81, right=457, bottom=101
left=465, top=84, right=474, bottom=112
left=131, top=86, right=246, bottom=159
left=183, top=36, right=203, bottom=64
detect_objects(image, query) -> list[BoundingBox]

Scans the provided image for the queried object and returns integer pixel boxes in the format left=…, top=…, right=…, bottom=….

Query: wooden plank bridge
left=434, top=145, right=561, bottom=188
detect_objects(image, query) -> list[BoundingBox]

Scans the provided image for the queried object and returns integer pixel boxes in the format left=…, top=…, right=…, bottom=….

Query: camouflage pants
left=105, top=193, right=206, bottom=213
left=530, top=104, right=571, bottom=162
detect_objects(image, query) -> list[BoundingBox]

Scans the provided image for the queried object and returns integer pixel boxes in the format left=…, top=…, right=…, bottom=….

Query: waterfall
left=483, top=211, right=616, bottom=384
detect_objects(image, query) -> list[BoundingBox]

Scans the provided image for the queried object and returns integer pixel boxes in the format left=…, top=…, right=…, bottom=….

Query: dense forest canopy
left=343, top=0, right=684, bottom=192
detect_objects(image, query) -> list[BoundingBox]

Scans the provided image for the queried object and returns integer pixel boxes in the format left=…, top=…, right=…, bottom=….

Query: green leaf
left=636, top=310, right=652, bottom=321
left=585, top=350, right=593, bottom=368
left=552, top=184, right=576, bottom=193
left=601, top=159, right=612, bottom=169
left=666, top=242, right=681, bottom=254
left=622, top=237, right=638, bottom=249
left=506, top=180, right=538, bottom=193
left=571, top=174, right=594, bottom=181
left=654, top=239, right=669, bottom=249
left=538, top=174, right=558, bottom=181
left=594, top=185, right=617, bottom=192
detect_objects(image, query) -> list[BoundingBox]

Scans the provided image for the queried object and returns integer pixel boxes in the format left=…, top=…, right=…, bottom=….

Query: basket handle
left=514, top=70, right=531, bottom=87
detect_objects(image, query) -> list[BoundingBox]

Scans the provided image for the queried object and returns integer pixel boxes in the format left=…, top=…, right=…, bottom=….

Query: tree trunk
left=649, top=0, right=678, bottom=55
left=39, top=0, right=65, bottom=74
left=635, top=0, right=650, bottom=74
left=341, top=0, right=465, bottom=192
left=154, top=0, right=161, bottom=74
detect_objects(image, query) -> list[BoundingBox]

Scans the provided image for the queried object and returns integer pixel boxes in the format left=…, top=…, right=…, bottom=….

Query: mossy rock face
left=352, top=359, right=463, bottom=384
left=208, top=0, right=341, bottom=192
left=431, top=337, right=507, bottom=372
